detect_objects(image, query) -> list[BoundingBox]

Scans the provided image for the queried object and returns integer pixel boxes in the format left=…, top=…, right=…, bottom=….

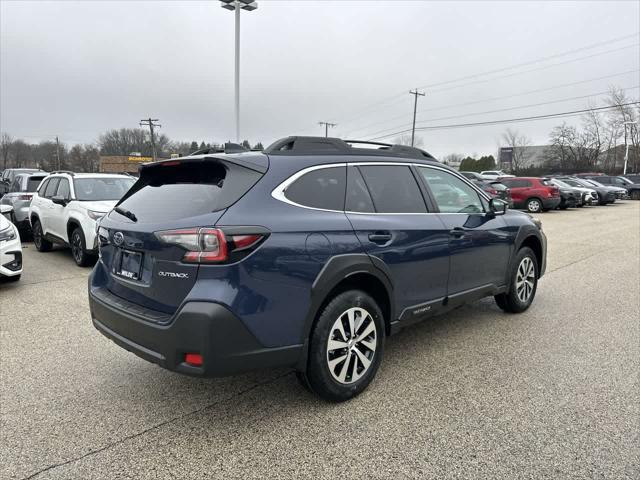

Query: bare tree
left=394, top=134, right=423, bottom=147
left=442, top=153, right=464, bottom=167
left=1, top=132, right=12, bottom=170
left=501, top=128, right=531, bottom=174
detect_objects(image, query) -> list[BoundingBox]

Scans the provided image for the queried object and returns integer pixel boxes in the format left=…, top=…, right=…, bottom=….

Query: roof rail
left=263, top=136, right=436, bottom=160
left=49, top=170, right=75, bottom=176
left=189, top=142, right=249, bottom=156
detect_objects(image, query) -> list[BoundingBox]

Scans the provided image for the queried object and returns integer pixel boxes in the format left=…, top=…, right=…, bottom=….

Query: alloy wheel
left=71, top=231, right=83, bottom=263
left=527, top=199, right=541, bottom=212
left=326, top=307, right=377, bottom=384
left=516, top=257, right=535, bottom=303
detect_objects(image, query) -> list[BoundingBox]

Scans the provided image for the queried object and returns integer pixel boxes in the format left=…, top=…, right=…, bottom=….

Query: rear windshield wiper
left=114, top=206, right=137, bottom=222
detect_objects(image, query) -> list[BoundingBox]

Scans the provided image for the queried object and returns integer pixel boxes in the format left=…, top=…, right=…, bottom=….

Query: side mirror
left=51, top=195, right=68, bottom=206
left=488, top=198, right=507, bottom=216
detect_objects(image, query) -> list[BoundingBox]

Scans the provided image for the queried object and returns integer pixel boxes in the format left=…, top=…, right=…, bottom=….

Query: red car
left=500, top=177, right=561, bottom=213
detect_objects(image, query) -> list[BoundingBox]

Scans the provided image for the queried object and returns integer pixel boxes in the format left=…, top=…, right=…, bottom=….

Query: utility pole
left=409, top=89, right=425, bottom=147
left=55, top=136, right=61, bottom=170
left=318, top=121, right=337, bottom=137
left=140, top=118, right=161, bottom=160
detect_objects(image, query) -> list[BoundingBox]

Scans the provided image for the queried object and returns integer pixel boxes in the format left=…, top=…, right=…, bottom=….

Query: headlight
left=0, top=224, right=17, bottom=242
left=87, top=210, right=106, bottom=221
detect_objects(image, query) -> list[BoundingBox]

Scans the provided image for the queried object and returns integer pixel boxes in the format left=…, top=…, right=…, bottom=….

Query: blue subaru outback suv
left=89, top=136, right=546, bottom=401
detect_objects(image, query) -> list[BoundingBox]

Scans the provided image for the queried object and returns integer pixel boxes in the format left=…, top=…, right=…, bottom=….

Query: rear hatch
left=97, top=155, right=267, bottom=314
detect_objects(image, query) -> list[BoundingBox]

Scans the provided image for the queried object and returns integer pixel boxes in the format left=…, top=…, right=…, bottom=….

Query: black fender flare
left=504, top=226, right=546, bottom=289
left=295, top=253, right=394, bottom=371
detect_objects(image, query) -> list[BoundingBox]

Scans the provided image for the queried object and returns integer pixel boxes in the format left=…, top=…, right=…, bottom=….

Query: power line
left=334, top=37, right=639, bottom=128
left=344, top=69, right=640, bottom=137
left=360, top=85, right=639, bottom=140
left=366, top=102, right=640, bottom=141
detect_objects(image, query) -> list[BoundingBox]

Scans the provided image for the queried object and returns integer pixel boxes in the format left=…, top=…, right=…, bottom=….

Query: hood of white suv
left=77, top=200, right=118, bottom=213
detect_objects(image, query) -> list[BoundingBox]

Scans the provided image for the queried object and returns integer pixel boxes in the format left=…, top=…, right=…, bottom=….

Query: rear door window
left=358, top=165, right=427, bottom=213
left=284, top=166, right=346, bottom=211
left=117, top=160, right=263, bottom=221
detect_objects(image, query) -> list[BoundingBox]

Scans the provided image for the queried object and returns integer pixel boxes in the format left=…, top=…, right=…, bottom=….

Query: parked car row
left=459, top=170, right=638, bottom=213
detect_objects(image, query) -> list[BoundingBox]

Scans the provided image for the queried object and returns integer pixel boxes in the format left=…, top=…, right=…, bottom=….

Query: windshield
left=74, top=177, right=135, bottom=201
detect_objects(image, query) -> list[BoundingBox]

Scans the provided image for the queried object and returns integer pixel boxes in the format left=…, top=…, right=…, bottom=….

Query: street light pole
left=221, top=0, right=258, bottom=143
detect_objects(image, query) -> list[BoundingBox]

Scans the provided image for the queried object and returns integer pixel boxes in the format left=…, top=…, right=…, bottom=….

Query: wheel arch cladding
left=295, top=254, right=394, bottom=371
left=67, top=219, right=81, bottom=240
left=520, top=235, right=542, bottom=271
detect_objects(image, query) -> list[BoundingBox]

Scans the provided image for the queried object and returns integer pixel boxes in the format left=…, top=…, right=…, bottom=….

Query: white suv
left=29, top=172, right=135, bottom=266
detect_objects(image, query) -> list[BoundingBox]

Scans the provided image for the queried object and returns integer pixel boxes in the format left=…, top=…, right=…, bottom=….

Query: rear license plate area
left=117, top=250, right=143, bottom=280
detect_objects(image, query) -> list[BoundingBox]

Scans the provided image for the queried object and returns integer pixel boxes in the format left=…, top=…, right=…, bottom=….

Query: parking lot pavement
left=1, top=202, right=638, bottom=480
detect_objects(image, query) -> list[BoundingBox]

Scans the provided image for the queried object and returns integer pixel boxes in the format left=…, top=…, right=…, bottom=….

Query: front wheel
left=300, top=290, right=385, bottom=402
left=495, top=247, right=538, bottom=313
left=71, top=227, right=94, bottom=267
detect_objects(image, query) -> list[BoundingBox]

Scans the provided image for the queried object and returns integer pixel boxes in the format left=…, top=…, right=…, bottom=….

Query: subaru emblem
left=113, top=232, right=124, bottom=246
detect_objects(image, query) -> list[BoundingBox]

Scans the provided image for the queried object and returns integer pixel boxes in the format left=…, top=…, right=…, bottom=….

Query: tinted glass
left=27, top=176, right=46, bottom=192
left=57, top=178, right=71, bottom=199
left=9, top=178, right=21, bottom=192
left=43, top=178, right=60, bottom=198
left=38, top=179, right=49, bottom=195
left=285, top=166, right=346, bottom=211
left=346, top=166, right=374, bottom=213
left=74, top=177, right=135, bottom=201
left=358, top=165, right=427, bottom=213
left=117, top=161, right=262, bottom=221
left=419, top=167, right=484, bottom=214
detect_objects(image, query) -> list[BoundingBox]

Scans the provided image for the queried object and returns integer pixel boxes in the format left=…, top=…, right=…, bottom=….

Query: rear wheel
left=32, top=220, right=52, bottom=252
left=300, top=290, right=385, bottom=402
left=71, top=227, right=94, bottom=267
left=526, top=198, right=542, bottom=213
left=495, top=247, right=538, bottom=313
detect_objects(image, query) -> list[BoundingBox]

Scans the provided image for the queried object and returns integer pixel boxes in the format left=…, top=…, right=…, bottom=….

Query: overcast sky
left=1, top=0, right=639, bottom=158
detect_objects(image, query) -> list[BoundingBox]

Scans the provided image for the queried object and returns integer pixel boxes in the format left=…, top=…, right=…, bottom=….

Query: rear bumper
left=542, top=197, right=561, bottom=209
left=89, top=282, right=302, bottom=377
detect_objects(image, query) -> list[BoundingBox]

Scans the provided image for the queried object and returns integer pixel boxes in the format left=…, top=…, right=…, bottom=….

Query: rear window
left=117, top=161, right=262, bottom=221
left=285, top=166, right=346, bottom=211
left=26, top=176, right=46, bottom=192
left=490, top=182, right=508, bottom=191
left=74, top=177, right=135, bottom=201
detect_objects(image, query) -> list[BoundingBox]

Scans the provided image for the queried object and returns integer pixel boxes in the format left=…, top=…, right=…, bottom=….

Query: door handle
left=368, top=232, right=392, bottom=244
left=449, top=227, right=467, bottom=238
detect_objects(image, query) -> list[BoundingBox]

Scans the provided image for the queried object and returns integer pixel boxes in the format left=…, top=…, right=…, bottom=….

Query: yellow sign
left=128, top=156, right=153, bottom=162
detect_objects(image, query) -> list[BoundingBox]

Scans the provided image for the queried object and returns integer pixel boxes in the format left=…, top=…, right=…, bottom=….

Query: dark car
left=459, top=171, right=484, bottom=181
left=556, top=177, right=616, bottom=205
left=586, top=175, right=640, bottom=200
left=547, top=178, right=583, bottom=209
left=624, top=174, right=640, bottom=184
left=89, top=136, right=547, bottom=402
left=581, top=178, right=626, bottom=201
left=500, top=177, right=561, bottom=213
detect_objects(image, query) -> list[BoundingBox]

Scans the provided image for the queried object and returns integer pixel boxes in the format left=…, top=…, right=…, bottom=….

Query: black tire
left=525, top=197, right=543, bottom=213
left=494, top=246, right=539, bottom=314
left=32, top=219, right=52, bottom=252
left=301, top=290, right=385, bottom=402
left=70, top=227, right=94, bottom=267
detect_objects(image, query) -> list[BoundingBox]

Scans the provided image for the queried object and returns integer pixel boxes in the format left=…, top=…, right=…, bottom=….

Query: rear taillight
left=155, top=227, right=265, bottom=264
left=17, top=194, right=32, bottom=201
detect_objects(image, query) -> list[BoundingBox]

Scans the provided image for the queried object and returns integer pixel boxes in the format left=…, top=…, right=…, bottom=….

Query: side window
left=43, top=178, right=60, bottom=199
left=521, top=180, right=532, bottom=188
left=56, top=178, right=71, bottom=199
left=346, top=166, right=374, bottom=213
left=418, top=167, right=484, bottom=214
left=284, top=166, right=346, bottom=211
left=10, top=177, right=21, bottom=192
left=358, top=165, right=427, bottom=213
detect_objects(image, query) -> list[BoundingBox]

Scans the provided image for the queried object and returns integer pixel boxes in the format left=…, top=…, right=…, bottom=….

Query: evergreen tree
left=190, top=141, right=199, bottom=152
